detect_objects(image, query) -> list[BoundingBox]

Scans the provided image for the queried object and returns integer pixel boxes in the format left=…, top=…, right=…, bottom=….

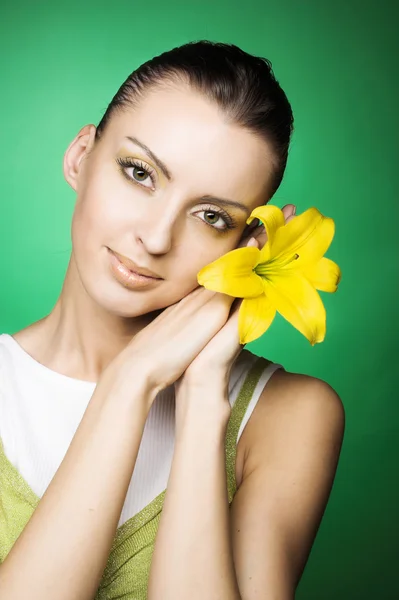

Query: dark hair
left=96, top=40, right=294, bottom=199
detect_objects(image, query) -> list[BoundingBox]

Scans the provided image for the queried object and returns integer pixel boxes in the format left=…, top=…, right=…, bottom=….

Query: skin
left=14, top=81, right=279, bottom=381
left=6, top=81, right=345, bottom=599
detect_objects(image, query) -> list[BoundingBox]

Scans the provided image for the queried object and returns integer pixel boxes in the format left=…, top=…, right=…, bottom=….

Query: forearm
left=148, top=382, right=241, bottom=600
left=0, top=367, right=153, bottom=600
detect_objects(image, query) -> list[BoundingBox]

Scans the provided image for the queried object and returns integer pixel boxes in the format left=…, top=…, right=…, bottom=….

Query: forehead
left=106, top=83, right=275, bottom=207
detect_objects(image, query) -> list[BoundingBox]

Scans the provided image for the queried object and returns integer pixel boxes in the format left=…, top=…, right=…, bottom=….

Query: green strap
left=225, top=356, right=269, bottom=503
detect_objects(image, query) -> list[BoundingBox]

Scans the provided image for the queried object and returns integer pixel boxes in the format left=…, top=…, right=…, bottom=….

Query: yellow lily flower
left=197, top=206, right=341, bottom=345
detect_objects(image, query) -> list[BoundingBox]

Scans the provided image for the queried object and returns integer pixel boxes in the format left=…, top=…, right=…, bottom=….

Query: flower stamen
left=255, top=252, right=299, bottom=276
left=197, top=205, right=340, bottom=345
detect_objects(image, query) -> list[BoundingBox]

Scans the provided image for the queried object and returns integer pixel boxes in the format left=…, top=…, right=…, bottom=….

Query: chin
left=85, top=279, right=174, bottom=319
left=80, top=253, right=196, bottom=317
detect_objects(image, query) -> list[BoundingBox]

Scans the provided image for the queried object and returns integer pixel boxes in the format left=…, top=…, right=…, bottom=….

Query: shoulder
left=0, top=334, right=14, bottom=376
left=231, top=369, right=345, bottom=592
left=238, top=366, right=345, bottom=479
left=258, top=367, right=344, bottom=423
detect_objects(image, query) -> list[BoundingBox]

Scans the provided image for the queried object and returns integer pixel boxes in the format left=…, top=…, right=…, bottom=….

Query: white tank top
left=0, top=333, right=282, bottom=527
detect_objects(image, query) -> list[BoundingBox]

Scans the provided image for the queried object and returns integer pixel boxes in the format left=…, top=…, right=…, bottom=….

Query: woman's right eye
left=116, top=157, right=156, bottom=189
left=131, top=165, right=152, bottom=185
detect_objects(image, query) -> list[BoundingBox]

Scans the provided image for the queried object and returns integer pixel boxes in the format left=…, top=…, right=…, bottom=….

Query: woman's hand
left=106, top=204, right=296, bottom=413
left=176, top=203, right=297, bottom=388
left=239, top=203, right=296, bottom=251
left=107, top=286, right=236, bottom=405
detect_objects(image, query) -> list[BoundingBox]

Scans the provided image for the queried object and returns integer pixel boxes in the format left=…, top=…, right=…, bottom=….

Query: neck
left=16, top=253, right=161, bottom=383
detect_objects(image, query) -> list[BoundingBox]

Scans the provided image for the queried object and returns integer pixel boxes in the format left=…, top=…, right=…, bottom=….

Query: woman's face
left=68, top=82, right=276, bottom=318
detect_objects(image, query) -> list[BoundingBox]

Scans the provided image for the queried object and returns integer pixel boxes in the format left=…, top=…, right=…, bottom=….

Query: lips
left=109, top=249, right=163, bottom=279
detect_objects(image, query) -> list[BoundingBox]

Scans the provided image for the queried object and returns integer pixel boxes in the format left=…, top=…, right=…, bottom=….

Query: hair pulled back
left=96, top=40, right=294, bottom=199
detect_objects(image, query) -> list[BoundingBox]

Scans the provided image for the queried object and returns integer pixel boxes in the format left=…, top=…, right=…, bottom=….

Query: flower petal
left=272, top=207, right=335, bottom=266
left=197, top=247, right=264, bottom=298
left=238, top=294, right=276, bottom=344
left=302, top=257, right=342, bottom=292
left=246, top=205, right=286, bottom=250
left=263, top=272, right=326, bottom=345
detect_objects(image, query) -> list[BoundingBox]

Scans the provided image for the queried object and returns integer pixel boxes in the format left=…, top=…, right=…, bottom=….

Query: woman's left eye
left=116, top=157, right=156, bottom=189
left=194, top=208, right=236, bottom=231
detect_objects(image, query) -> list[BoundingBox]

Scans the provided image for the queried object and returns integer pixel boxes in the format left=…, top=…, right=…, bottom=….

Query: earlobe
left=63, top=124, right=96, bottom=191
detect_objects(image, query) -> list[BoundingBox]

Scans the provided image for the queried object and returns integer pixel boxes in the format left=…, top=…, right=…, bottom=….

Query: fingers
left=176, top=285, right=235, bottom=323
left=237, top=231, right=261, bottom=249
left=238, top=204, right=297, bottom=249
left=153, top=205, right=298, bottom=340
left=230, top=296, right=243, bottom=317
left=246, top=236, right=259, bottom=248
left=282, top=204, right=296, bottom=222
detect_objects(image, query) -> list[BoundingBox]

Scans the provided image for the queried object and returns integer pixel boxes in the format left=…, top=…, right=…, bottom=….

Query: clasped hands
left=173, top=204, right=296, bottom=404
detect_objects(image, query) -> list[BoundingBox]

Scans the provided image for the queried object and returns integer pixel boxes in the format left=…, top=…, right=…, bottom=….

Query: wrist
left=99, top=360, right=158, bottom=414
left=180, top=369, right=230, bottom=394
left=175, top=379, right=231, bottom=435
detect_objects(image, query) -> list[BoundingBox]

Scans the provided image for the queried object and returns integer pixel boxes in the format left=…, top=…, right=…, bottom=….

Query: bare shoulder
left=236, top=367, right=345, bottom=486
left=231, top=367, right=345, bottom=591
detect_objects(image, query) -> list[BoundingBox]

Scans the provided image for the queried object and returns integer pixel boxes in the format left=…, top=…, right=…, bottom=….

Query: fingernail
left=292, top=205, right=296, bottom=215
left=247, top=236, right=257, bottom=247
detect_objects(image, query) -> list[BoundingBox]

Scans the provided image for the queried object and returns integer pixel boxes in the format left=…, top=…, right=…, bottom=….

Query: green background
left=1, top=1, right=398, bottom=597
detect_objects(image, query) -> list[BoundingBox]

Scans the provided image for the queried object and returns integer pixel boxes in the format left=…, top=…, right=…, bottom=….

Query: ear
left=63, top=124, right=97, bottom=191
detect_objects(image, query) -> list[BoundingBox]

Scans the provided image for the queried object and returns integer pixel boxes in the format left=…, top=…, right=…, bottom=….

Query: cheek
left=71, top=197, right=101, bottom=271
left=170, top=234, right=240, bottom=295
left=72, top=172, right=133, bottom=249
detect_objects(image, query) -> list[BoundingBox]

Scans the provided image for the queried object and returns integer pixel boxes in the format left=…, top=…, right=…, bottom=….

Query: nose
left=134, top=208, right=177, bottom=255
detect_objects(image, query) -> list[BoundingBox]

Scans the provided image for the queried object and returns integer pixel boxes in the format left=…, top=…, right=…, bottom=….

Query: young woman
left=0, top=41, right=345, bottom=599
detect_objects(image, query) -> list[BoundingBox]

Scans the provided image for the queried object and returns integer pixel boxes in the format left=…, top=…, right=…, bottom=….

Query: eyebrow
left=200, top=195, right=250, bottom=215
left=124, top=135, right=250, bottom=215
left=125, top=136, right=172, bottom=180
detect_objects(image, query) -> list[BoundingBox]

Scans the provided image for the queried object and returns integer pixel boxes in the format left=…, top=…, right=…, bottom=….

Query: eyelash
left=115, top=157, right=238, bottom=232
left=194, top=204, right=237, bottom=232
left=116, top=157, right=157, bottom=188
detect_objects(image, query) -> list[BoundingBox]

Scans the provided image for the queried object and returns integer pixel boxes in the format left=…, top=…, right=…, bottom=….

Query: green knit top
left=0, top=356, right=270, bottom=599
